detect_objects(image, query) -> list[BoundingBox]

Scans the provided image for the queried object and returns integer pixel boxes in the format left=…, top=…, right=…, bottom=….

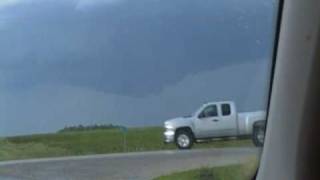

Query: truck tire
left=175, top=129, right=194, bottom=149
left=252, top=123, right=265, bottom=147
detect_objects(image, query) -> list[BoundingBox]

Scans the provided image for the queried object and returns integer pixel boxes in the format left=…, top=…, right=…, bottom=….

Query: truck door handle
left=212, top=119, right=219, bottom=122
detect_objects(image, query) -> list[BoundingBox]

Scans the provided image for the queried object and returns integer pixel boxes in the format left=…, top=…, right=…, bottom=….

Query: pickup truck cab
left=164, top=101, right=266, bottom=149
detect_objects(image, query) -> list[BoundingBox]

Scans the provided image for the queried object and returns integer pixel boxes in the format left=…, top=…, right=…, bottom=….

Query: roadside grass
left=0, top=127, right=253, bottom=161
left=153, top=156, right=259, bottom=180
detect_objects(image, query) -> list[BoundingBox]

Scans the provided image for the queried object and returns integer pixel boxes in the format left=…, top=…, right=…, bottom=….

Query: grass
left=0, top=127, right=253, bottom=161
left=153, top=156, right=259, bottom=180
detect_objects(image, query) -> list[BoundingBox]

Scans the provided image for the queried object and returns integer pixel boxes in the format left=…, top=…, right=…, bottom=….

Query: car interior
left=257, top=0, right=320, bottom=179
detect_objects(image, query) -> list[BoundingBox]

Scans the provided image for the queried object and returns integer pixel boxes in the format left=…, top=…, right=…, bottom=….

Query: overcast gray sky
left=0, top=0, right=277, bottom=136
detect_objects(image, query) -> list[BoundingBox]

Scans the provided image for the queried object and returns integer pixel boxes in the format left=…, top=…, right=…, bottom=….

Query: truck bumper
left=163, top=129, right=175, bottom=143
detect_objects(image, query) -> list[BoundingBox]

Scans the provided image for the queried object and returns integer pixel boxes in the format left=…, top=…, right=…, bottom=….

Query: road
left=0, top=147, right=260, bottom=180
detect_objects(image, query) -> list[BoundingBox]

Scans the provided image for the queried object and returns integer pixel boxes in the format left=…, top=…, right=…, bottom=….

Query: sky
left=0, top=0, right=278, bottom=136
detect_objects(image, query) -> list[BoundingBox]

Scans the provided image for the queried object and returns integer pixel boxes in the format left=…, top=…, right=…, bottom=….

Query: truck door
left=218, top=103, right=238, bottom=136
left=195, top=103, right=237, bottom=138
left=194, top=104, right=223, bottom=138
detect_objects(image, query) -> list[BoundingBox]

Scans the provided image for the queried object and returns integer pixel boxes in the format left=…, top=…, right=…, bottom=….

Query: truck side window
left=221, top=104, right=231, bottom=116
left=199, top=105, right=218, bottom=118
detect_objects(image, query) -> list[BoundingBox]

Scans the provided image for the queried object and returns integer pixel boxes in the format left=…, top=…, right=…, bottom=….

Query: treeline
left=58, top=124, right=121, bottom=133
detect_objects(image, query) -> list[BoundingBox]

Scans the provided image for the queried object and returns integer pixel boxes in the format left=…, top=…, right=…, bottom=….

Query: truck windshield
left=0, top=0, right=279, bottom=179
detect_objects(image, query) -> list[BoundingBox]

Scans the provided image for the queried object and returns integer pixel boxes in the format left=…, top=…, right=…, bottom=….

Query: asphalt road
left=0, top=147, right=260, bottom=180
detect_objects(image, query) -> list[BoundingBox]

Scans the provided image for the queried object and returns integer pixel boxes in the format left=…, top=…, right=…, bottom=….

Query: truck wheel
left=253, top=125, right=265, bottom=147
left=175, top=129, right=194, bottom=149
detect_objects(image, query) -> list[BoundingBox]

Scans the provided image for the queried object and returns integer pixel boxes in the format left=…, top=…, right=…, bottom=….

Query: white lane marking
left=0, top=147, right=256, bottom=166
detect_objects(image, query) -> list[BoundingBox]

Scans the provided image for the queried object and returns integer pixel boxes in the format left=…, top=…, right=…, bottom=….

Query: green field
left=0, top=127, right=253, bottom=161
left=154, top=157, right=258, bottom=180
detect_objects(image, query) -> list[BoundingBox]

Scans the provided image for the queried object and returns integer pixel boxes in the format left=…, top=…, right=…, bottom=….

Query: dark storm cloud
left=0, top=0, right=276, bottom=96
left=0, top=0, right=278, bottom=136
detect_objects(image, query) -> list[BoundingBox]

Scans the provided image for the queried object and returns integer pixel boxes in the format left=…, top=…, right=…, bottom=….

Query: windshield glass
left=0, top=0, right=279, bottom=179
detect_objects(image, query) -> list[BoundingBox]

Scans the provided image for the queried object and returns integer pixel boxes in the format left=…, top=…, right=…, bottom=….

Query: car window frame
left=221, top=103, right=231, bottom=116
left=198, top=104, right=219, bottom=119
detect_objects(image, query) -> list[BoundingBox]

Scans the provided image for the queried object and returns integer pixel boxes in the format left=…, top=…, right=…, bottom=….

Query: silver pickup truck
left=164, top=101, right=266, bottom=149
